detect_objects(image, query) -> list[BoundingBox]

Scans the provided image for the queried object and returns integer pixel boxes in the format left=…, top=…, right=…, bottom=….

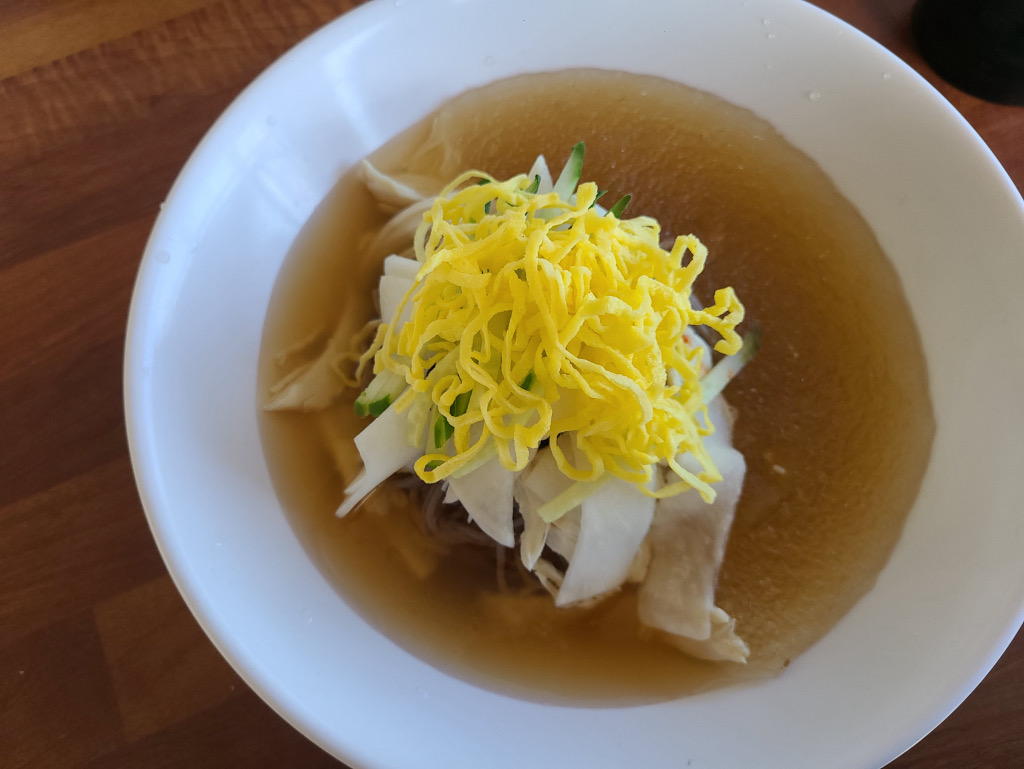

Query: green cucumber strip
left=552, top=142, right=585, bottom=201
left=433, top=390, right=471, bottom=448
left=451, top=390, right=472, bottom=417
left=525, top=174, right=541, bottom=194
left=519, top=370, right=536, bottom=391
left=434, top=414, right=454, bottom=448
left=367, top=395, right=392, bottom=417
left=354, top=368, right=406, bottom=417
left=607, top=194, right=632, bottom=219
left=425, top=459, right=444, bottom=471
left=404, top=348, right=460, bottom=447
left=590, top=190, right=608, bottom=209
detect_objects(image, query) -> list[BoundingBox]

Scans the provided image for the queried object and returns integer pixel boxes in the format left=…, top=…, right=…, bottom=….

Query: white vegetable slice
left=527, top=155, right=554, bottom=194
left=445, top=455, right=515, bottom=548
left=443, top=483, right=460, bottom=505
left=513, top=478, right=548, bottom=570
left=552, top=143, right=584, bottom=201
left=337, top=405, right=420, bottom=517
left=379, top=274, right=415, bottom=328
left=517, top=444, right=589, bottom=569
left=382, top=253, right=420, bottom=281
left=545, top=508, right=580, bottom=562
left=520, top=446, right=574, bottom=501
left=555, top=477, right=655, bottom=607
left=532, top=557, right=564, bottom=598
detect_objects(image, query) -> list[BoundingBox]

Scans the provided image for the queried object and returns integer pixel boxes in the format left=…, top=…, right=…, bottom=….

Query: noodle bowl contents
left=272, top=142, right=756, bottom=660
left=258, top=69, right=934, bottom=703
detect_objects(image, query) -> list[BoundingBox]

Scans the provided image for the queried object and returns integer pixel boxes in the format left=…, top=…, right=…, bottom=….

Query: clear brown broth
left=258, top=70, right=934, bottom=704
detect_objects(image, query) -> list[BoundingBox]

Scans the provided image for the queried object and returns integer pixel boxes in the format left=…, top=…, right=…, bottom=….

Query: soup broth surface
left=259, top=70, right=934, bottom=704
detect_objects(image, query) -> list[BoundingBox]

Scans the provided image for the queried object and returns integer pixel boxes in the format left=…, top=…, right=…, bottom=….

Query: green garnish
left=434, top=415, right=454, bottom=448
left=433, top=390, right=472, bottom=448
left=354, top=368, right=406, bottom=417
left=451, top=391, right=472, bottom=417
left=607, top=194, right=632, bottom=219
left=552, top=142, right=585, bottom=200
left=367, top=395, right=391, bottom=417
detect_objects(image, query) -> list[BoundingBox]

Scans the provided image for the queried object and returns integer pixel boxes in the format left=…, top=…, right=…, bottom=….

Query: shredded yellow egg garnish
left=361, top=169, right=744, bottom=518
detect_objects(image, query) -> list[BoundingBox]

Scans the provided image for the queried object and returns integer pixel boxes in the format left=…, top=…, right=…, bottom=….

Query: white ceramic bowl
left=124, top=0, right=1024, bottom=766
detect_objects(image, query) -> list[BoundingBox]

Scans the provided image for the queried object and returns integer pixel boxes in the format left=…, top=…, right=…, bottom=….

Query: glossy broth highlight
left=258, top=70, right=934, bottom=703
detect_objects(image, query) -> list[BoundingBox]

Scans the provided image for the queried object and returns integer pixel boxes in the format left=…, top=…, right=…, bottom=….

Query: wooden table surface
left=2, top=1, right=1022, bottom=767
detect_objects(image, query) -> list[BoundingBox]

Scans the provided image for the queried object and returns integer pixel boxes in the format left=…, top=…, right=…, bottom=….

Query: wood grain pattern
left=1, top=612, right=123, bottom=769
left=94, top=575, right=241, bottom=742
left=1, top=1, right=1021, bottom=767
left=0, top=0, right=214, bottom=80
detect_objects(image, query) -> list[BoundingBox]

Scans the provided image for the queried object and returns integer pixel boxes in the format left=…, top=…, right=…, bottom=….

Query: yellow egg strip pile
left=366, top=170, right=744, bottom=508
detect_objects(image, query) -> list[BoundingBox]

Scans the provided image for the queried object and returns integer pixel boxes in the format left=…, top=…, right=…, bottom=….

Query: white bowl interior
left=124, top=1, right=1024, bottom=767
